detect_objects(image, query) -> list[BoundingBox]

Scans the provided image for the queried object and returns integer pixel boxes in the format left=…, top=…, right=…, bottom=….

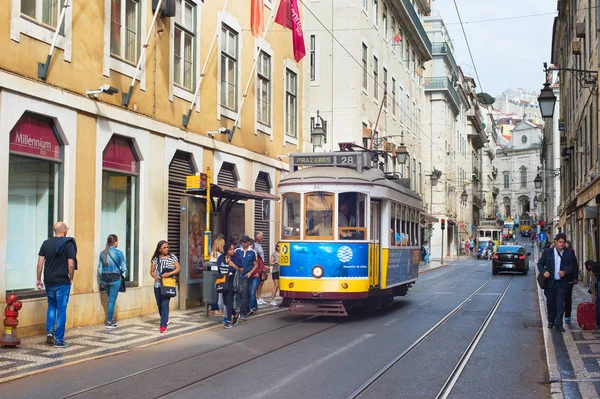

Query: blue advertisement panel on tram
left=280, top=242, right=368, bottom=279
left=386, top=248, right=419, bottom=287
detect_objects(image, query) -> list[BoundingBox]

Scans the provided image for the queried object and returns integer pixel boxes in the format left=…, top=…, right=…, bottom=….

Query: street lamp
left=461, top=189, right=468, bottom=202
left=534, top=196, right=539, bottom=208
left=311, top=110, right=327, bottom=149
left=394, top=131, right=409, bottom=165
left=537, top=82, right=556, bottom=118
left=534, top=174, right=542, bottom=189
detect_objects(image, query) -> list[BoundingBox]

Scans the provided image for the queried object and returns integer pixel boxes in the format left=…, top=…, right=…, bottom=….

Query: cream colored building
left=1, top=0, right=303, bottom=336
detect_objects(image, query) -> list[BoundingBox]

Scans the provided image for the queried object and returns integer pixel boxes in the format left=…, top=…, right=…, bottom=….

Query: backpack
left=232, top=270, right=243, bottom=294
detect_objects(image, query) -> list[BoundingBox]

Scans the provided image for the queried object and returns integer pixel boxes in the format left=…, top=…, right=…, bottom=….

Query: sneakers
left=53, top=341, right=69, bottom=348
left=239, top=315, right=247, bottom=321
left=46, top=333, right=54, bottom=345
left=223, top=322, right=232, bottom=329
left=166, top=320, right=170, bottom=326
left=257, top=298, right=266, bottom=305
left=160, top=326, right=167, bottom=333
left=564, top=317, right=572, bottom=324
left=232, top=316, right=239, bottom=326
left=105, top=321, right=117, bottom=329
left=270, top=300, right=278, bottom=306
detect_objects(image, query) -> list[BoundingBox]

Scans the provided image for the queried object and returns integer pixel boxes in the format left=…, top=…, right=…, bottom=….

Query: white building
left=493, top=87, right=543, bottom=125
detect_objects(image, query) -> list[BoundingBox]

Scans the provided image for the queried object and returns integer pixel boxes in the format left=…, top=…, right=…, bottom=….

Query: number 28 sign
left=279, top=243, right=290, bottom=266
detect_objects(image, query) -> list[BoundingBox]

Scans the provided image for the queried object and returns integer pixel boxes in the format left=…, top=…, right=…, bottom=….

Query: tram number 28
left=279, top=243, right=291, bottom=266
left=338, top=155, right=355, bottom=165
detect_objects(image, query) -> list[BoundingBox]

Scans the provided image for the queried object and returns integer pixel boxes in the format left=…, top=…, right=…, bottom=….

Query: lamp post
left=537, top=82, right=557, bottom=119
left=461, top=189, right=468, bottom=202
left=534, top=174, right=542, bottom=190
left=311, top=110, right=327, bottom=150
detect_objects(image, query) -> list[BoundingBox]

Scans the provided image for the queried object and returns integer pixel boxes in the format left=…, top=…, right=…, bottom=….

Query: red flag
left=393, top=32, right=402, bottom=44
left=251, top=0, right=264, bottom=37
left=275, top=0, right=306, bottom=62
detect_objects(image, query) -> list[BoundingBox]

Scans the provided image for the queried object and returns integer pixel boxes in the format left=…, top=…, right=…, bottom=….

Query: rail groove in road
left=347, top=274, right=514, bottom=399
left=407, top=262, right=481, bottom=297
left=61, top=315, right=335, bottom=399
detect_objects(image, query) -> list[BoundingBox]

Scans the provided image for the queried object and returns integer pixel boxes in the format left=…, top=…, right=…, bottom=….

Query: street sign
left=539, top=232, right=547, bottom=241
left=280, top=243, right=290, bottom=266
left=186, top=173, right=207, bottom=191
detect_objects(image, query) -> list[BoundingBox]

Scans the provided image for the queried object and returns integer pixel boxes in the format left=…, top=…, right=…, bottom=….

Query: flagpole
left=183, top=0, right=231, bottom=127
left=229, top=0, right=282, bottom=139
left=38, top=0, right=70, bottom=80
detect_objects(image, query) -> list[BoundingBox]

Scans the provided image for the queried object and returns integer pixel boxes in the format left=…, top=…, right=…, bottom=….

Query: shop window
left=305, top=192, right=334, bottom=240
left=102, top=136, right=138, bottom=283
left=7, top=114, right=63, bottom=291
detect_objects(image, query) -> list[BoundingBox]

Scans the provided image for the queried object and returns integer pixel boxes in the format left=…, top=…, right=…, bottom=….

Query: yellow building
left=1, top=0, right=303, bottom=336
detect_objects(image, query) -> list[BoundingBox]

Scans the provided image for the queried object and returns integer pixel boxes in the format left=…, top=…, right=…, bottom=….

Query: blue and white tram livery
left=278, top=151, right=425, bottom=315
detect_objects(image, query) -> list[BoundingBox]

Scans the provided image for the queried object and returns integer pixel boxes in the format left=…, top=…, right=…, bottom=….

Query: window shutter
left=168, top=151, right=196, bottom=259
left=254, top=172, right=271, bottom=260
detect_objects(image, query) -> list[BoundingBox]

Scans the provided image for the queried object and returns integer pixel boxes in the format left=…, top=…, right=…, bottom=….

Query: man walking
left=236, top=235, right=257, bottom=320
left=537, top=233, right=577, bottom=332
left=36, top=221, right=77, bottom=347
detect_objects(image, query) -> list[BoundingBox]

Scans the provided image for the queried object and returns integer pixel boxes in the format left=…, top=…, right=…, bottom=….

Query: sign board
left=9, top=116, right=61, bottom=161
left=290, top=152, right=369, bottom=171
left=186, top=173, right=207, bottom=191
left=279, top=243, right=290, bottom=266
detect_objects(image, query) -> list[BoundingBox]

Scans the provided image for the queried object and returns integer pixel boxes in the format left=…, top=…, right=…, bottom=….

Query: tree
left=477, top=92, right=495, bottom=105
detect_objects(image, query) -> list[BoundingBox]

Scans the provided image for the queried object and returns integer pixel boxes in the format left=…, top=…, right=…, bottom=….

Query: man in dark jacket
left=585, top=260, right=600, bottom=329
left=537, top=233, right=577, bottom=332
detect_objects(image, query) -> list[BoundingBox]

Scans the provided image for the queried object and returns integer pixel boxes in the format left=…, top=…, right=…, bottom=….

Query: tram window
left=282, top=193, right=301, bottom=239
left=305, top=192, right=334, bottom=239
left=395, top=203, right=401, bottom=246
left=338, top=192, right=367, bottom=240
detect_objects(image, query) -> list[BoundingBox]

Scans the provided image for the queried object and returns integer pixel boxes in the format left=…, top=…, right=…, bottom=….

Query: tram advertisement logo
left=279, top=242, right=368, bottom=278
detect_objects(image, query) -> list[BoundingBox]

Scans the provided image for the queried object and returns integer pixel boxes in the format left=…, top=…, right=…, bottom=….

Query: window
left=373, top=0, right=378, bottom=26
left=220, top=25, right=239, bottom=111
left=362, top=0, right=367, bottom=12
left=7, top=115, right=63, bottom=291
left=520, top=167, right=527, bottom=188
left=305, top=192, right=334, bottom=240
left=338, top=192, right=367, bottom=240
left=362, top=43, right=368, bottom=90
left=405, top=41, right=410, bottom=68
left=412, top=158, right=416, bottom=190
left=398, top=29, right=404, bottom=57
left=21, top=0, right=63, bottom=29
left=504, top=197, right=511, bottom=217
left=418, top=162, right=422, bottom=193
left=373, top=56, right=379, bottom=99
left=173, top=0, right=196, bottom=91
left=503, top=173, right=510, bottom=189
left=285, top=68, right=298, bottom=138
left=102, top=136, right=139, bottom=283
left=383, top=68, right=388, bottom=108
left=310, top=35, right=316, bottom=81
left=256, top=50, right=271, bottom=127
left=417, top=108, right=421, bottom=136
left=391, top=78, right=396, bottom=116
left=411, top=49, right=416, bottom=77
left=406, top=93, right=410, bottom=125
left=398, top=86, right=404, bottom=121
left=282, top=193, right=301, bottom=239
left=391, top=17, right=396, bottom=46
left=110, top=0, right=141, bottom=64
left=521, top=134, right=527, bottom=144
left=412, top=100, right=416, bottom=132
left=382, top=2, right=387, bottom=38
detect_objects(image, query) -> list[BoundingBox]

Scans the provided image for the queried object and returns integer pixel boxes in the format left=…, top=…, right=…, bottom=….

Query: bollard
left=0, top=293, right=22, bottom=348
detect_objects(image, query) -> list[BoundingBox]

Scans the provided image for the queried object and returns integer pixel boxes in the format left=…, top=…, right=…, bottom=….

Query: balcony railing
left=432, top=42, right=458, bottom=72
left=401, top=0, right=432, bottom=55
left=423, top=77, right=460, bottom=110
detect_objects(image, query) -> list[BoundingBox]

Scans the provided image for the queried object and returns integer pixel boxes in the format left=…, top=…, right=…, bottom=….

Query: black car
left=492, top=245, right=530, bottom=275
left=520, top=229, right=532, bottom=237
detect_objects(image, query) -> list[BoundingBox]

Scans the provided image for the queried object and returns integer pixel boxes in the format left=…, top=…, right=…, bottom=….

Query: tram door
left=369, top=201, right=381, bottom=287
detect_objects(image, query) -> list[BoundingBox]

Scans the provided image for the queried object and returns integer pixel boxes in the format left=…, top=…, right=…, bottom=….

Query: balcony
left=467, top=107, right=487, bottom=150
left=423, top=77, right=460, bottom=112
left=432, top=42, right=458, bottom=73
left=398, top=0, right=432, bottom=57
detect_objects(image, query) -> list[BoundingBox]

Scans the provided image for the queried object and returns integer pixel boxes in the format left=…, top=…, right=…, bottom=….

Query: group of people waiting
left=209, top=232, right=281, bottom=329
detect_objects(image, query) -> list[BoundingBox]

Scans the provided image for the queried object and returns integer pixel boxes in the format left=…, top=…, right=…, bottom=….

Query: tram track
left=62, top=315, right=340, bottom=399
left=347, top=274, right=515, bottom=399
left=408, top=261, right=483, bottom=296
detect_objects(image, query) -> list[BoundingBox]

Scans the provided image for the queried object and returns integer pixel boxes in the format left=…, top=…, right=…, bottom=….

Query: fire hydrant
left=0, top=293, right=22, bottom=347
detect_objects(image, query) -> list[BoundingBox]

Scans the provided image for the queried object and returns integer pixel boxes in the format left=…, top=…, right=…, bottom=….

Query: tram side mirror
left=262, top=200, right=270, bottom=220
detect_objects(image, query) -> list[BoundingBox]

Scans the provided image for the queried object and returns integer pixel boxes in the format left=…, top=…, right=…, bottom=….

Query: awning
left=209, top=184, right=279, bottom=201
left=448, top=218, right=458, bottom=225
left=420, top=211, right=439, bottom=224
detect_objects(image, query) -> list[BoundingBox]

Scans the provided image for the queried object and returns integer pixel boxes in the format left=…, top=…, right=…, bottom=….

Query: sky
left=432, top=0, right=557, bottom=97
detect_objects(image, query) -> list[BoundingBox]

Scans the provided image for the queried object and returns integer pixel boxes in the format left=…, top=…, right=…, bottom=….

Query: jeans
left=104, top=279, right=121, bottom=323
left=240, top=278, right=250, bottom=315
left=153, top=287, right=171, bottom=327
left=225, top=285, right=237, bottom=323
left=250, top=277, right=260, bottom=310
left=424, top=254, right=430, bottom=265
left=46, top=284, right=71, bottom=343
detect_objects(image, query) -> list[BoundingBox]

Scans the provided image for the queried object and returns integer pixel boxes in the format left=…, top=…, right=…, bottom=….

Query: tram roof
left=279, top=165, right=421, bottom=201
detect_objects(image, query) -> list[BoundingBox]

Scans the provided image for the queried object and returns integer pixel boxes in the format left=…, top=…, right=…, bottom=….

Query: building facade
left=493, top=87, right=543, bottom=125
left=550, top=0, right=600, bottom=283
left=1, top=0, right=303, bottom=335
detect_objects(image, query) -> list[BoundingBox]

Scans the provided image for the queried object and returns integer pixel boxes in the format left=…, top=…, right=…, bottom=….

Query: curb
left=534, top=248, right=564, bottom=399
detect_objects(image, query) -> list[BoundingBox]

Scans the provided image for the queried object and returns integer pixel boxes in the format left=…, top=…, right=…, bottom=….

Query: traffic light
left=441, top=219, right=446, bottom=230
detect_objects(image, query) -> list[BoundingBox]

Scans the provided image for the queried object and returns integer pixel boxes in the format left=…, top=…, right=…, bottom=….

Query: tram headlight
left=312, top=266, right=324, bottom=279
left=288, top=282, right=295, bottom=288
left=342, top=283, right=349, bottom=289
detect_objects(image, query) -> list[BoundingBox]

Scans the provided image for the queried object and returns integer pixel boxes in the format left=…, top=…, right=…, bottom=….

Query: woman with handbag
left=98, top=234, right=127, bottom=329
left=150, top=240, right=180, bottom=333
left=209, top=237, right=226, bottom=318
left=216, top=243, right=242, bottom=328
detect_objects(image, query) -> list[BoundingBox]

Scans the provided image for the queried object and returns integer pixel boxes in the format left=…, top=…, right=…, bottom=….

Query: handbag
left=232, top=269, right=243, bottom=294
left=119, top=275, right=126, bottom=292
left=253, top=255, right=265, bottom=278
left=161, top=276, right=177, bottom=297
left=537, top=272, right=547, bottom=289
left=215, top=273, right=227, bottom=292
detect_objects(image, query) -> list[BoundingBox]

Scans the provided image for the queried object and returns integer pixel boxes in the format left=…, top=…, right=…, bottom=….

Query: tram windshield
left=305, top=192, right=335, bottom=239
left=338, top=192, right=367, bottom=240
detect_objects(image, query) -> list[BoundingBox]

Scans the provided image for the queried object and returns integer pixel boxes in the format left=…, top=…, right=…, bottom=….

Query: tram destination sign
left=290, top=152, right=368, bottom=171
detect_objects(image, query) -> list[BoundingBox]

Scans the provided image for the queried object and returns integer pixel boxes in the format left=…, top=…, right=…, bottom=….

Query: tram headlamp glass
left=312, top=266, right=324, bottom=279
left=342, top=283, right=349, bottom=289
left=288, top=282, right=295, bottom=288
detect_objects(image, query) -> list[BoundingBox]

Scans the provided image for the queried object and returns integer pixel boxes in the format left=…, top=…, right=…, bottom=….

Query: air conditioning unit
left=572, top=41, right=582, bottom=55
left=384, top=142, right=395, bottom=152
left=576, top=22, right=586, bottom=38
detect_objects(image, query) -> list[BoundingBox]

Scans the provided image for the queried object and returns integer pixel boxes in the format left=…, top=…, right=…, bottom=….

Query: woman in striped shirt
left=150, top=240, right=180, bottom=333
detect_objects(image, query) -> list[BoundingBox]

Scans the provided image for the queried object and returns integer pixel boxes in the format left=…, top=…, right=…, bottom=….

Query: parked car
left=520, top=229, right=532, bottom=237
left=492, top=245, right=530, bottom=275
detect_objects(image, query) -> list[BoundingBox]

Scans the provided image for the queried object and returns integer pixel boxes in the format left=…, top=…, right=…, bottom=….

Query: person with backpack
left=150, top=240, right=180, bottom=333
left=236, top=235, right=257, bottom=320
left=216, top=242, right=242, bottom=328
left=98, top=234, right=127, bottom=329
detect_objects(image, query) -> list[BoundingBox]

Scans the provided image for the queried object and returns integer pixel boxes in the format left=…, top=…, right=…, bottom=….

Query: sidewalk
left=0, top=301, right=283, bottom=384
